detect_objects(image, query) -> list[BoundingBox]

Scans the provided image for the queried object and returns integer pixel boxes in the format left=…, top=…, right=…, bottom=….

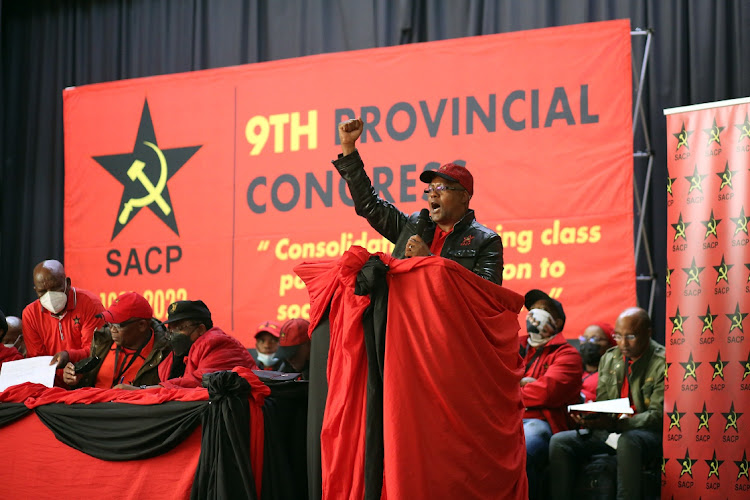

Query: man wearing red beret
left=333, top=118, right=503, bottom=284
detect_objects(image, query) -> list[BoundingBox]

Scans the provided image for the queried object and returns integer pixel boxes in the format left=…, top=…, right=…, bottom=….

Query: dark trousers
left=548, top=428, right=661, bottom=500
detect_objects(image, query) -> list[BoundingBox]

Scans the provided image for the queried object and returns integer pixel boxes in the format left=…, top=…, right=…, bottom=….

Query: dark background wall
left=2, top=0, right=749, bottom=342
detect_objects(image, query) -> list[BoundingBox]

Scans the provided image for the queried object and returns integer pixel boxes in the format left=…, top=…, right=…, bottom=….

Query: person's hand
left=62, top=362, right=82, bottom=387
left=525, top=310, right=556, bottom=337
left=520, top=376, right=537, bottom=387
left=50, top=350, right=70, bottom=369
left=405, top=235, right=430, bottom=257
left=338, top=118, right=363, bottom=156
left=113, top=383, right=139, bottom=390
left=572, top=412, right=617, bottom=430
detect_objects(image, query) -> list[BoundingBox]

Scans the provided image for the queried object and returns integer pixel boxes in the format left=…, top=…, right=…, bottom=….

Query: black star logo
left=722, top=402, right=742, bottom=432
left=703, top=117, right=726, bottom=146
left=727, top=303, right=748, bottom=333
left=735, top=113, right=750, bottom=142
left=666, top=175, right=676, bottom=196
left=668, top=402, right=685, bottom=430
left=685, top=165, right=708, bottom=194
left=673, top=122, right=694, bottom=150
left=679, top=448, right=698, bottom=478
left=681, top=352, right=701, bottom=381
left=710, top=351, right=728, bottom=380
left=742, top=351, right=750, bottom=381
left=682, top=257, right=704, bottom=287
left=736, top=450, right=750, bottom=480
left=713, top=254, right=733, bottom=284
left=746, top=263, right=750, bottom=283
left=701, top=209, right=722, bottom=240
left=666, top=267, right=673, bottom=288
left=661, top=457, right=668, bottom=475
left=671, top=213, right=690, bottom=241
left=670, top=307, right=688, bottom=336
left=716, top=161, right=739, bottom=191
left=93, top=99, right=202, bottom=240
left=730, top=207, right=749, bottom=237
left=73, top=316, right=80, bottom=325
left=706, top=450, right=723, bottom=479
left=699, top=305, right=718, bottom=335
left=664, top=361, right=671, bottom=380
left=695, top=402, right=713, bottom=432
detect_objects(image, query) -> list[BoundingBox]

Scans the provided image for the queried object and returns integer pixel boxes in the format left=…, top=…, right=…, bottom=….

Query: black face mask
left=169, top=333, right=193, bottom=358
left=579, top=342, right=602, bottom=367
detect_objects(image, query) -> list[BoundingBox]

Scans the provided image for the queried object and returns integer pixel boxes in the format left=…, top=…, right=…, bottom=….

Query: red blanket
left=296, top=247, right=528, bottom=499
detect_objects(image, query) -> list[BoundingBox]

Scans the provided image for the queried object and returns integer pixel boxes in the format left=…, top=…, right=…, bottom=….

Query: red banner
left=64, top=19, right=634, bottom=346
left=663, top=98, right=750, bottom=497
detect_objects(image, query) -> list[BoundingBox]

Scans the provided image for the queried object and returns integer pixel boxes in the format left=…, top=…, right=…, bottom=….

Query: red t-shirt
left=22, top=287, right=105, bottom=363
left=96, top=333, right=156, bottom=388
left=430, top=226, right=451, bottom=255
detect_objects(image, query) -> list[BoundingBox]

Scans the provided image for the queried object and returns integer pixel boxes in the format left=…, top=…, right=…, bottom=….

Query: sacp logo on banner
left=93, top=99, right=201, bottom=276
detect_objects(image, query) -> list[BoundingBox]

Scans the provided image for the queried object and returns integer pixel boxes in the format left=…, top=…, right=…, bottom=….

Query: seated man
left=3, top=315, right=27, bottom=356
left=147, top=300, right=257, bottom=389
left=333, top=118, right=503, bottom=284
left=249, top=320, right=282, bottom=370
left=579, top=322, right=615, bottom=402
left=22, top=260, right=104, bottom=373
left=519, top=289, right=582, bottom=500
left=62, top=292, right=170, bottom=388
left=548, top=307, right=664, bottom=500
left=276, top=318, right=311, bottom=380
left=0, top=310, right=24, bottom=364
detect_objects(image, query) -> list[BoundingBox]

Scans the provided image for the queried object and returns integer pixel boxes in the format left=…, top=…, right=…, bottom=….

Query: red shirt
left=0, top=345, right=24, bottom=365
left=96, top=333, right=156, bottom=388
left=22, top=287, right=105, bottom=363
left=158, top=327, right=257, bottom=389
left=430, top=226, right=451, bottom=255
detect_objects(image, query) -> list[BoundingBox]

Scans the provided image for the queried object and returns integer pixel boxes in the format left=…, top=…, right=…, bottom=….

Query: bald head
left=614, top=307, right=652, bottom=360
left=33, top=260, right=70, bottom=299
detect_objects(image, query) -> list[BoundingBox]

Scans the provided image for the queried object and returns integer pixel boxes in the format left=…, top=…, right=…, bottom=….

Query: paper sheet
left=567, top=397, right=634, bottom=414
left=0, top=356, right=57, bottom=391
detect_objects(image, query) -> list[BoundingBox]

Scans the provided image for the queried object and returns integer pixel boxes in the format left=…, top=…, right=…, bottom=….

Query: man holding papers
left=548, top=307, right=665, bottom=500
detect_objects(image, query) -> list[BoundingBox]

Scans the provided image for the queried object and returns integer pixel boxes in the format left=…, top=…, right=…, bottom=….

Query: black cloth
left=261, top=379, right=309, bottom=500
left=192, top=370, right=257, bottom=500
left=0, top=402, right=31, bottom=427
left=356, top=256, right=389, bottom=500
left=332, top=149, right=504, bottom=284
left=35, top=400, right=205, bottom=460
left=306, top=314, right=330, bottom=500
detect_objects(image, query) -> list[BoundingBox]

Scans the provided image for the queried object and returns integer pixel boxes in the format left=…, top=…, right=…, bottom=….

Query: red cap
left=255, top=320, right=281, bottom=339
left=593, top=322, right=616, bottom=347
left=419, top=162, right=474, bottom=196
left=100, top=292, right=153, bottom=324
left=279, top=318, right=310, bottom=346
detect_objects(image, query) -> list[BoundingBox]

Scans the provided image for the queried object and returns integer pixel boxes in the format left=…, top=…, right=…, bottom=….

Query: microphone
left=415, top=208, right=430, bottom=240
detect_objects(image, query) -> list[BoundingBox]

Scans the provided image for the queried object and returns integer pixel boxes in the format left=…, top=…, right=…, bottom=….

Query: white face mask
left=526, top=308, right=557, bottom=347
left=256, top=352, right=278, bottom=367
left=40, top=285, right=68, bottom=314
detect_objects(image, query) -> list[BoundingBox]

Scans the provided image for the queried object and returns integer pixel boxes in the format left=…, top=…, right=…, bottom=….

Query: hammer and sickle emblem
left=702, top=316, right=713, bottom=333
left=698, top=414, right=709, bottom=430
left=684, top=363, right=697, bottom=380
left=689, top=177, right=702, bottom=193
left=740, top=462, right=749, bottom=479
left=687, top=268, right=701, bottom=285
left=669, top=413, right=681, bottom=430
left=736, top=217, right=749, bottom=236
left=677, top=132, right=689, bottom=149
left=706, top=220, right=718, bottom=237
left=681, top=460, right=693, bottom=476
left=725, top=413, right=738, bottom=431
left=672, top=316, right=684, bottom=334
left=741, top=124, right=750, bottom=140
left=743, top=363, right=750, bottom=379
left=731, top=314, right=744, bottom=331
left=720, top=171, right=732, bottom=189
left=709, top=127, right=722, bottom=143
left=714, top=363, right=725, bottom=379
left=709, top=461, right=720, bottom=478
left=118, top=141, right=171, bottom=225
left=716, top=265, right=729, bottom=283
left=169, top=303, right=178, bottom=314
left=674, top=223, right=687, bottom=241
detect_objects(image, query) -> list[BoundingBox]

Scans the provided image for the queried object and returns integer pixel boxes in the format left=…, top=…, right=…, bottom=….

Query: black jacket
left=332, top=149, right=504, bottom=284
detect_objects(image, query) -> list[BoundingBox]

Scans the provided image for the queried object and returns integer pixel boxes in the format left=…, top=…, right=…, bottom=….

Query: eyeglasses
left=166, top=323, right=200, bottom=337
left=423, top=185, right=465, bottom=195
left=613, top=334, right=636, bottom=342
left=108, top=318, right=141, bottom=330
left=578, top=336, right=601, bottom=343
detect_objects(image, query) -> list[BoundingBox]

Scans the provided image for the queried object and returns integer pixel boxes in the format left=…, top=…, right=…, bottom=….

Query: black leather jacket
left=332, top=149, right=503, bottom=284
